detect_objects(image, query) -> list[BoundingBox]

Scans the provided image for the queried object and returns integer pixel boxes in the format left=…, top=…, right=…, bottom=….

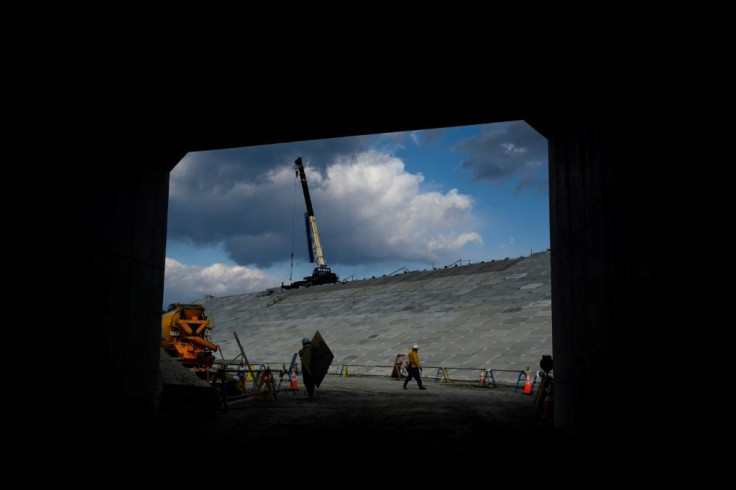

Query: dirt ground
left=16, top=373, right=683, bottom=483
left=18, top=371, right=679, bottom=481
left=155, top=374, right=559, bottom=464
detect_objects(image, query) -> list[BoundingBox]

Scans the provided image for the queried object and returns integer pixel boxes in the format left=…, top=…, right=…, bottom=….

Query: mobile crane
left=284, top=157, right=338, bottom=289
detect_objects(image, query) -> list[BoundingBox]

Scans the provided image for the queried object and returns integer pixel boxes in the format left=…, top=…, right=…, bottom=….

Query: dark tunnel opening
left=19, top=104, right=668, bottom=468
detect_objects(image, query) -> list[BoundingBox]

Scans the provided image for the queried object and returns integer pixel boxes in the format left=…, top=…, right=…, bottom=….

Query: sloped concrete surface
left=201, top=252, right=552, bottom=382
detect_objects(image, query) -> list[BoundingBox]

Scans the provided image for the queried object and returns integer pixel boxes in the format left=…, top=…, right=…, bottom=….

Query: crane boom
left=282, top=157, right=338, bottom=289
left=295, top=157, right=327, bottom=268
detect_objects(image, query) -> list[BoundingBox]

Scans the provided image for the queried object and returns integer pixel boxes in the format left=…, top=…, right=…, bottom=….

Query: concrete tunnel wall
left=549, top=122, right=657, bottom=437
left=52, top=117, right=658, bottom=445
left=89, top=155, right=177, bottom=416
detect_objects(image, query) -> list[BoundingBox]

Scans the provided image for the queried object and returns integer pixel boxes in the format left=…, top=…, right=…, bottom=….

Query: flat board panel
left=310, top=330, right=334, bottom=387
left=391, top=354, right=406, bottom=378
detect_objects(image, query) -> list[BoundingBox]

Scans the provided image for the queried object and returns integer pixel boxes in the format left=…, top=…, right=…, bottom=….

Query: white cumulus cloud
left=164, top=258, right=280, bottom=304
left=497, top=236, right=515, bottom=252
left=427, top=232, right=484, bottom=255
left=315, top=151, right=481, bottom=263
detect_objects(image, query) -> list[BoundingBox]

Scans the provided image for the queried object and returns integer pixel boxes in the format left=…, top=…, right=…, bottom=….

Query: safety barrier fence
left=232, top=360, right=543, bottom=392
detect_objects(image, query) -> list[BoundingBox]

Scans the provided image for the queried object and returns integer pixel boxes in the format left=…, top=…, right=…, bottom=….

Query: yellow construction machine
left=161, top=303, right=219, bottom=371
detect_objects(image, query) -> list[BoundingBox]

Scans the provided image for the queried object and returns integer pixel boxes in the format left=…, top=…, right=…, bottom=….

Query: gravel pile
left=158, top=348, right=211, bottom=387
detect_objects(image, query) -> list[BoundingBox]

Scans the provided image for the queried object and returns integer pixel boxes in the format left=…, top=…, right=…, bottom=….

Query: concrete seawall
left=201, top=252, right=552, bottom=383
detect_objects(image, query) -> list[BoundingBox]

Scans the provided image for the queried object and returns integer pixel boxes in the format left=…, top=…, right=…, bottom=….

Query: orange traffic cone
left=523, top=367, right=533, bottom=394
left=478, top=369, right=486, bottom=387
left=289, top=368, right=298, bottom=390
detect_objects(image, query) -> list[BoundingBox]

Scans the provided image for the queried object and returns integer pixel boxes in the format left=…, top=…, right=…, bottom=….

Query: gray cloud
left=168, top=144, right=482, bottom=269
left=168, top=134, right=375, bottom=248
left=455, top=121, right=547, bottom=194
left=423, top=128, right=446, bottom=145
left=174, top=134, right=376, bottom=187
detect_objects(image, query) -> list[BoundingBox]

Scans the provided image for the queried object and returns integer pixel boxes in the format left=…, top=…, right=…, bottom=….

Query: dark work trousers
left=302, top=368, right=315, bottom=399
left=403, top=366, right=424, bottom=388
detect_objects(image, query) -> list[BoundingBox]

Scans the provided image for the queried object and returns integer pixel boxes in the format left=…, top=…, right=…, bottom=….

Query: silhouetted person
left=403, top=344, right=426, bottom=390
left=298, top=336, right=315, bottom=399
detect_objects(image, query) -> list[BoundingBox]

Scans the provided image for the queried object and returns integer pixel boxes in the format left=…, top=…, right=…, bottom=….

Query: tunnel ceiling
left=118, top=98, right=565, bottom=172
left=171, top=110, right=531, bottom=153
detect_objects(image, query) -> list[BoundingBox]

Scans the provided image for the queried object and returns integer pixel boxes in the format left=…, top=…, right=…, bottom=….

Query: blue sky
left=163, top=121, right=548, bottom=307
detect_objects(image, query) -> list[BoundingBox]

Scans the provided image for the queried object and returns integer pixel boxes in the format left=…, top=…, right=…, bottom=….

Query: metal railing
left=226, top=359, right=543, bottom=390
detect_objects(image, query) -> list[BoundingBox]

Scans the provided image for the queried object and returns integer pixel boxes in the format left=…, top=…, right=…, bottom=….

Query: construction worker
left=403, top=344, right=427, bottom=390
left=298, top=336, right=315, bottom=400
